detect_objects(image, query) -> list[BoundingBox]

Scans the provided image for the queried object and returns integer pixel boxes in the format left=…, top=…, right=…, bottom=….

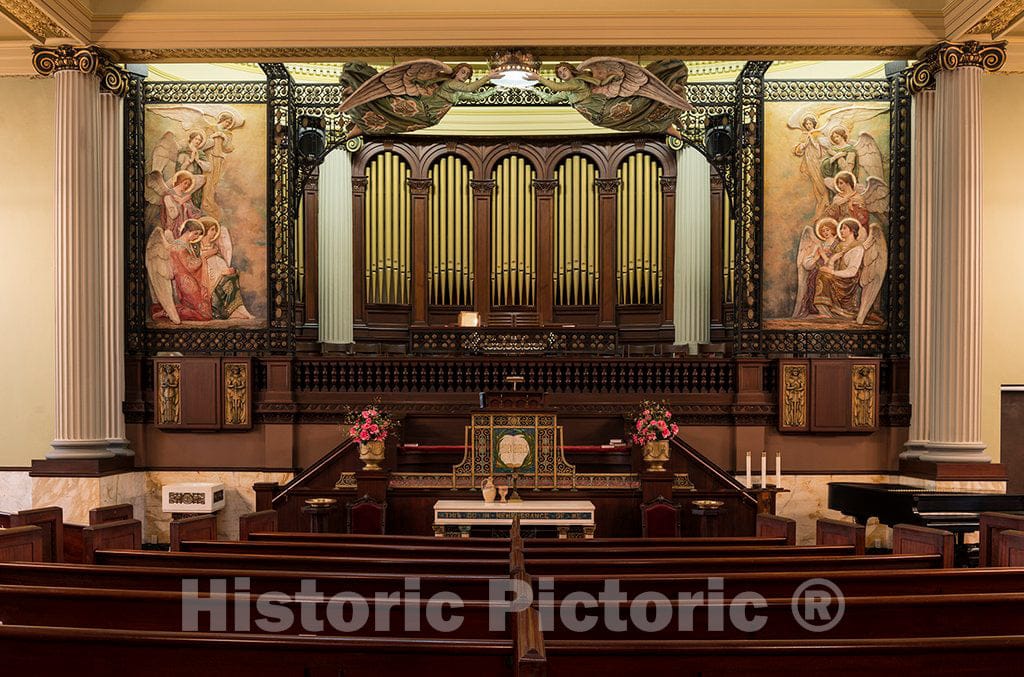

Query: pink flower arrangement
left=630, top=400, right=679, bottom=446
left=346, top=405, right=394, bottom=443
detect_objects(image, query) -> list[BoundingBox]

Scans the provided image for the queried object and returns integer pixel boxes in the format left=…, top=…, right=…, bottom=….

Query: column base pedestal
left=899, top=457, right=1005, bottom=482
left=106, top=438, right=134, bottom=457
left=917, top=441, right=991, bottom=464
left=31, top=454, right=134, bottom=477
left=46, top=440, right=115, bottom=461
left=899, top=439, right=929, bottom=461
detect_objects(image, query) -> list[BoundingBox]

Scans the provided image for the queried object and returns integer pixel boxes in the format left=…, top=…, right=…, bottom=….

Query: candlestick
left=745, top=451, right=751, bottom=488
left=775, top=451, right=782, bottom=488
left=760, top=451, right=767, bottom=488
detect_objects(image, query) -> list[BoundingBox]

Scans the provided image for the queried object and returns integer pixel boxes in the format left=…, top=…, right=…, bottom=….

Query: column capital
left=532, top=179, right=558, bottom=195
left=659, top=176, right=677, bottom=195
left=407, top=177, right=433, bottom=194
left=469, top=179, right=494, bottom=195
left=351, top=176, right=368, bottom=191
left=31, top=44, right=130, bottom=97
left=906, top=40, right=1007, bottom=95
left=595, top=177, right=621, bottom=194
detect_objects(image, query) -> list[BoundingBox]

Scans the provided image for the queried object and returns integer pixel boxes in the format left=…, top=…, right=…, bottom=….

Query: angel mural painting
left=763, top=100, right=891, bottom=330
left=339, top=60, right=498, bottom=138
left=530, top=58, right=695, bottom=137
left=143, top=102, right=266, bottom=327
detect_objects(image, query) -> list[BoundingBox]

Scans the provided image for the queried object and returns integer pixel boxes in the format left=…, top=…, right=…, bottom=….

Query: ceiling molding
left=967, top=0, right=1024, bottom=37
left=32, top=0, right=92, bottom=44
left=0, top=0, right=70, bottom=41
left=109, top=43, right=922, bottom=64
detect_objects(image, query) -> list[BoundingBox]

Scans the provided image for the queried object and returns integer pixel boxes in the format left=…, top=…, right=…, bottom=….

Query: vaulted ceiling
left=1, top=0, right=1023, bottom=75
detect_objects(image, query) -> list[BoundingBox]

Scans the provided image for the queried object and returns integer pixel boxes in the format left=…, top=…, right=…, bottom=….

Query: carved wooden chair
left=640, top=496, right=681, bottom=538
left=347, top=495, right=386, bottom=535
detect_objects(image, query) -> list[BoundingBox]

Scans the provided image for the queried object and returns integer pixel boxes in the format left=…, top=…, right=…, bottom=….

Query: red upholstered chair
left=641, top=496, right=681, bottom=538
left=347, top=495, right=386, bottom=535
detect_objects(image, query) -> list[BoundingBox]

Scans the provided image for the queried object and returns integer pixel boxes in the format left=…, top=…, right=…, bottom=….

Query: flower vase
left=358, top=440, right=385, bottom=471
left=642, top=440, right=670, bottom=472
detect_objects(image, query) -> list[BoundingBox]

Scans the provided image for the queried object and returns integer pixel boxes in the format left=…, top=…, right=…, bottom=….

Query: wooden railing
left=290, top=356, right=737, bottom=394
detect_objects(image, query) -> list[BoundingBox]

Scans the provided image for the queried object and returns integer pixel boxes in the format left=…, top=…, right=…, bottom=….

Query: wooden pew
left=525, top=553, right=946, bottom=576
left=245, top=532, right=789, bottom=549
left=0, top=625, right=519, bottom=677
left=178, top=540, right=511, bottom=560
left=980, top=512, right=1024, bottom=566
left=9, top=507, right=63, bottom=562
left=533, top=592, right=1024, bottom=640
left=239, top=510, right=278, bottom=540
left=994, top=530, right=1024, bottom=567
left=0, top=562, right=503, bottom=598
left=523, top=545, right=856, bottom=559
left=82, top=519, right=143, bottom=564
left=170, top=515, right=218, bottom=552
left=756, top=514, right=796, bottom=545
left=893, top=524, right=955, bottom=568
left=541, top=635, right=1024, bottom=674
left=536, top=567, right=1024, bottom=599
left=93, top=550, right=511, bottom=576
left=0, top=585, right=506, bottom=640
left=0, top=526, right=45, bottom=563
left=90, top=504, right=134, bottom=525
left=247, top=531, right=509, bottom=547
left=816, top=518, right=866, bottom=554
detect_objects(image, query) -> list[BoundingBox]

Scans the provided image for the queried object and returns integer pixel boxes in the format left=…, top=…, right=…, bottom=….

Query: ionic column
left=673, top=147, right=711, bottom=353
left=909, top=41, right=1006, bottom=463
left=901, top=88, right=935, bottom=459
left=34, top=47, right=110, bottom=459
left=318, top=148, right=354, bottom=344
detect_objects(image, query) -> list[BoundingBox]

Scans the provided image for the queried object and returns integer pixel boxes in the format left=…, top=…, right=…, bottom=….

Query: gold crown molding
left=906, top=39, right=1008, bottom=94
left=0, top=0, right=69, bottom=41
left=968, top=0, right=1024, bottom=38
left=107, top=43, right=921, bottom=64
left=31, top=44, right=129, bottom=96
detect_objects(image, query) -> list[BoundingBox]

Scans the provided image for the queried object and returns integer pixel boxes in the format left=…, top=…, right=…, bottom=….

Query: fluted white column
left=902, top=90, right=935, bottom=460
left=99, top=92, right=131, bottom=456
left=920, top=66, right=988, bottom=462
left=318, top=149, right=354, bottom=344
left=48, top=69, right=112, bottom=459
left=673, top=148, right=711, bottom=352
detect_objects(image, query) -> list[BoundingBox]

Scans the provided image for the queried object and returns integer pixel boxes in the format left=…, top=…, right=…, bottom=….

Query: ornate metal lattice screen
left=364, top=151, right=411, bottom=305
left=616, top=152, right=664, bottom=305
left=490, top=156, right=536, bottom=307
left=429, top=156, right=475, bottom=307
left=554, top=155, right=599, bottom=306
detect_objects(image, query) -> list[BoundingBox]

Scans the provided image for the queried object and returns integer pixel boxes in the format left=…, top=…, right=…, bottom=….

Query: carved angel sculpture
left=340, top=60, right=496, bottom=138
left=532, top=58, right=694, bottom=137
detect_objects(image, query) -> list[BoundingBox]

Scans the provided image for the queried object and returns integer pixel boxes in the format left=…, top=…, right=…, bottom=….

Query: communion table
left=432, top=499, right=596, bottom=538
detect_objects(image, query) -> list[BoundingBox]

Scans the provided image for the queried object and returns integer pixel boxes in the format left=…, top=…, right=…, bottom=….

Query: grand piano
left=829, top=482, right=1024, bottom=545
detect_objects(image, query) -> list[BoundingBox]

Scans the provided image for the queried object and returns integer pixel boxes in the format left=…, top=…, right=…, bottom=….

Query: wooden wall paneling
left=409, top=177, right=431, bottom=327
left=810, top=360, right=853, bottom=432
left=153, top=357, right=221, bottom=430
left=534, top=178, right=555, bottom=325
left=302, top=171, right=320, bottom=326
left=222, top=357, right=253, bottom=430
left=471, top=179, right=494, bottom=324
left=596, top=177, right=619, bottom=327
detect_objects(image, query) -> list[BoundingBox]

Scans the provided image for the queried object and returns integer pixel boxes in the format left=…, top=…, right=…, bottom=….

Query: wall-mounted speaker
left=704, top=113, right=735, bottom=160
left=297, top=115, right=326, bottom=163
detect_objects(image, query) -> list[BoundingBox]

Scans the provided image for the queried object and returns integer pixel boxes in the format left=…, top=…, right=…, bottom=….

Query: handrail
left=271, top=438, right=357, bottom=508
left=670, top=437, right=758, bottom=508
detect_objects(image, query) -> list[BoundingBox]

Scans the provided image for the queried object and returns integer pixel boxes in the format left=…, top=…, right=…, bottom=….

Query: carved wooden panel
left=154, top=357, right=221, bottom=430
left=223, top=358, right=253, bottom=430
left=811, top=361, right=852, bottom=432
left=777, top=360, right=809, bottom=432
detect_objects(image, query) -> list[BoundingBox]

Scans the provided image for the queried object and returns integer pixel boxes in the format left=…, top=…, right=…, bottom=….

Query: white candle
left=775, top=452, right=782, bottom=488
left=760, top=451, right=767, bottom=488
left=745, top=451, right=752, bottom=488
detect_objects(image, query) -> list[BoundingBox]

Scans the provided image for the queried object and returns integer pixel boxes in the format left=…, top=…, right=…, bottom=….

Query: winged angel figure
left=147, top=104, right=246, bottom=220
left=792, top=216, right=887, bottom=325
left=340, top=60, right=497, bottom=138
left=531, top=58, right=694, bottom=137
left=788, top=102, right=888, bottom=219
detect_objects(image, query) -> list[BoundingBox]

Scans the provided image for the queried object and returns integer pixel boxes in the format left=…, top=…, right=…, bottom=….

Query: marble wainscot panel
left=898, top=475, right=1007, bottom=493
left=749, top=473, right=898, bottom=547
left=32, top=472, right=147, bottom=526
left=0, top=470, right=32, bottom=513
left=144, top=471, right=293, bottom=543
